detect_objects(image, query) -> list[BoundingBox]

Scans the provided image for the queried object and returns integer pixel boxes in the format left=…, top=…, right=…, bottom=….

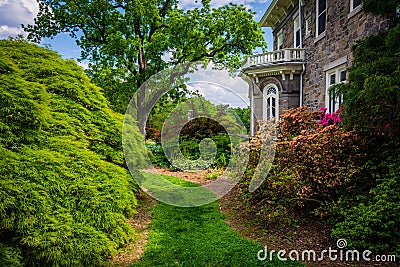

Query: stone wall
left=301, top=0, right=389, bottom=110
left=253, top=75, right=301, bottom=119
left=271, top=0, right=389, bottom=111
left=273, top=3, right=299, bottom=50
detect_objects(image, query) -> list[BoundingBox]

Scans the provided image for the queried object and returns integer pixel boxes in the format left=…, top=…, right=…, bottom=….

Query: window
left=350, top=0, right=362, bottom=11
left=263, top=84, right=279, bottom=120
left=316, top=0, right=327, bottom=36
left=326, top=66, right=346, bottom=113
left=305, top=16, right=312, bottom=36
left=294, top=15, right=301, bottom=47
left=277, top=33, right=283, bottom=50
left=397, top=5, right=400, bottom=18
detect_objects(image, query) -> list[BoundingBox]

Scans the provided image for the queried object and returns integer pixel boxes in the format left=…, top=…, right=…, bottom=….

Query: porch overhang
left=243, top=62, right=304, bottom=77
left=241, top=49, right=305, bottom=81
left=259, top=0, right=297, bottom=29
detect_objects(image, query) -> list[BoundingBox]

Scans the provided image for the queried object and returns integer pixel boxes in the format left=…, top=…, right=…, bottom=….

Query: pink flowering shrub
left=235, top=107, right=365, bottom=223
left=317, top=107, right=342, bottom=127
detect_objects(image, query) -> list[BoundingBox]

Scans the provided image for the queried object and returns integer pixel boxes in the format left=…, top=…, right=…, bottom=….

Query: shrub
left=0, top=40, right=146, bottom=266
left=325, top=22, right=400, bottom=256
left=236, top=107, right=364, bottom=223
left=341, top=25, right=400, bottom=145
left=329, top=156, right=400, bottom=256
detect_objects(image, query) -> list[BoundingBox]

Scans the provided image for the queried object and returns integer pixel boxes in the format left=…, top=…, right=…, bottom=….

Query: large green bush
left=330, top=156, right=400, bottom=256
left=0, top=39, right=145, bottom=266
left=340, top=24, right=400, bottom=147
left=326, top=22, right=400, bottom=257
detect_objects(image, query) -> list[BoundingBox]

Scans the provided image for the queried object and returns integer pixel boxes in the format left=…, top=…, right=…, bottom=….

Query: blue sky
left=0, top=0, right=273, bottom=66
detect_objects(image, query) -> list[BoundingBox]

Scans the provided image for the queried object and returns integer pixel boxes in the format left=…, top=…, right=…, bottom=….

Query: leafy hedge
left=327, top=23, right=400, bottom=256
left=0, top=39, right=145, bottom=266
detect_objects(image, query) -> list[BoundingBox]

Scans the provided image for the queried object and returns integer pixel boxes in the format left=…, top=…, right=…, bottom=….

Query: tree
left=362, top=0, right=400, bottom=24
left=24, top=0, right=266, bottom=133
left=0, top=39, right=146, bottom=265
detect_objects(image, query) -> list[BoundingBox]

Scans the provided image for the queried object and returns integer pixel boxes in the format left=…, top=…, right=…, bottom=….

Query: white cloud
left=0, top=0, right=39, bottom=39
left=76, top=60, right=89, bottom=70
left=0, top=25, right=25, bottom=39
left=185, top=63, right=250, bottom=108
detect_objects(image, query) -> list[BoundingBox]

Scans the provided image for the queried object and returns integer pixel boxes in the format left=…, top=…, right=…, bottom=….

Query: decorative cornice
left=243, top=62, right=304, bottom=78
left=260, top=0, right=297, bottom=29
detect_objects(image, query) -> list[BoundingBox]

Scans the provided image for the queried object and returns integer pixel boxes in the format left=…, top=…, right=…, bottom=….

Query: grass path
left=130, top=173, right=302, bottom=267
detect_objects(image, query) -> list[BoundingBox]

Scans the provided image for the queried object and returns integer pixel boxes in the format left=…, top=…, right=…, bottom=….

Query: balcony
left=243, top=48, right=305, bottom=68
left=242, top=48, right=305, bottom=79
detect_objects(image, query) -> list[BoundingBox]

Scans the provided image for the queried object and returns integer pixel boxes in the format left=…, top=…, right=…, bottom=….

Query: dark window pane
left=296, top=30, right=301, bottom=47
left=330, top=74, right=336, bottom=85
left=318, top=0, right=326, bottom=14
left=330, top=97, right=336, bottom=113
left=267, top=87, right=276, bottom=95
left=340, top=70, right=347, bottom=82
left=272, top=98, right=276, bottom=117
left=353, top=0, right=362, bottom=9
left=318, top=11, right=326, bottom=35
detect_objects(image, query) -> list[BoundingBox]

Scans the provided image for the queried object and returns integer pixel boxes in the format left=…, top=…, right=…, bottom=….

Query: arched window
left=263, top=84, right=279, bottom=120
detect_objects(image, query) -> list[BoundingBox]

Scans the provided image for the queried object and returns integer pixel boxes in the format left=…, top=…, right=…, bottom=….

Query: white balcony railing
left=243, top=48, right=305, bottom=68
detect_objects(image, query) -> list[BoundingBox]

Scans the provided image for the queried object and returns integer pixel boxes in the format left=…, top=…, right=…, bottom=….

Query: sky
left=0, top=0, right=273, bottom=107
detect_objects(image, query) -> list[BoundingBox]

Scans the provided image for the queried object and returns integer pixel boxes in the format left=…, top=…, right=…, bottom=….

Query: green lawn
left=131, top=174, right=302, bottom=266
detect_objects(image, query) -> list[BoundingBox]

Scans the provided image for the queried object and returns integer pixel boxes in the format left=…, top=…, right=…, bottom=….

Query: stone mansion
left=242, top=0, right=389, bottom=135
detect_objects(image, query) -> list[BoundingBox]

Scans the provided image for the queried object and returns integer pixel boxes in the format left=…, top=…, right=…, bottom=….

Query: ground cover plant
left=0, top=39, right=146, bottom=266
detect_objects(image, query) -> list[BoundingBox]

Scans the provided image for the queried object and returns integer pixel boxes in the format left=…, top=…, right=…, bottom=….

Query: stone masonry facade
left=271, top=0, right=389, bottom=110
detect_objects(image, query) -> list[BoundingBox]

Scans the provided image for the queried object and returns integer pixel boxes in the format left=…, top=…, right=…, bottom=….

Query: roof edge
left=259, top=0, right=297, bottom=28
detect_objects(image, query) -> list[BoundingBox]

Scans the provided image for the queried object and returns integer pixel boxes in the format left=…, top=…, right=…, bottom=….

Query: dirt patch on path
left=111, top=192, right=156, bottom=266
left=144, top=167, right=213, bottom=185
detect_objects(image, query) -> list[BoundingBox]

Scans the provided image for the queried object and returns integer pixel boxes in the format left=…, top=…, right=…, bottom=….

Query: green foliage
left=0, top=40, right=146, bottom=266
left=145, top=141, right=170, bottom=167
left=178, top=134, right=231, bottom=168
left=0, top=243, right=23, bottom=267
left=341, top=25, right=400, bottom=145
left=330, top=157, right=400, bottom=256
left=326, top=22, right=400, bottom=256
left=362, top=0, right=400, bottom=23
left=131, top=174, right=302, bottom=267
left=146, top=90, right=188, bottom=141
left=23, top=0, right=266, bottom=118
left=232, top=106, right=251, bottom=134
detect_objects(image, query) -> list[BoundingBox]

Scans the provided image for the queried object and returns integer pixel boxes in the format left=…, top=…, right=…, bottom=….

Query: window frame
left=263, top=84, right=279, bottom=121
left=277, top=33, right=283, bottom=50
left=305, top=16, right=312, bottom=37
left=350, top=0, right=362, bottom=12
left=325, top=66, right=347, bottom=113
left=294, top=15, right=301, bottom=48
left=316, top=0, right=327, bottom=37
